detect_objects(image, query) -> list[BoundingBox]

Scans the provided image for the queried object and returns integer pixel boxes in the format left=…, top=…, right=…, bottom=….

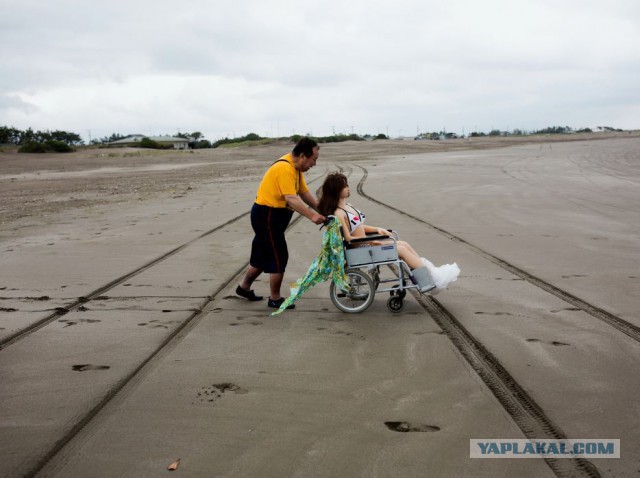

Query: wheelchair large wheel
left=330, top=269, right=375, bottom=313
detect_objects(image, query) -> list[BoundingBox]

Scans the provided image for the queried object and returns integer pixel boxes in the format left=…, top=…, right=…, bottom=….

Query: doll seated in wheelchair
left=317, top=173, right=459, bottom=313
left=332, top=223, right=436, bottom=313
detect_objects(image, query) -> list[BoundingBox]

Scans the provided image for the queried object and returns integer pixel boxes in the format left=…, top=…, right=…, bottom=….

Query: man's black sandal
left=236, top=285, right=263, bottom=301
left=267, top=297, right=295, bottom=309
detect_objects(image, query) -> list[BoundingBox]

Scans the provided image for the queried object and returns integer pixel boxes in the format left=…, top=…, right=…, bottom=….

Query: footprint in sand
left=230, top=316, right=264, bottom=325
left=330, top=329, right=353, bottom=336
left=316, top=316, right=346, bottom=323
left=72, top=364, right=111, bottom=372
left=137, top=319, right=180, bottom=329
left=474, top=311, right=513, bottom=316
left=59, top=318, right=101, bottom=327
left=526, top=338, right=570, bottom=346
left=196, top=383, right=248, bottom=404
left=384, top=421, right=440, bottom=433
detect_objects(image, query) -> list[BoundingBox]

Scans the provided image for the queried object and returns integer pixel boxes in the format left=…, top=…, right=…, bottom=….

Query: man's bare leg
left=269, top=272, right=285, bottom=300
left=240, top=265, right=262, bottom=291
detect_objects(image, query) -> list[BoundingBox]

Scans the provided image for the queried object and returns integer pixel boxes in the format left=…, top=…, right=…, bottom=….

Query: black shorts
left=249, top=203, right=294, bottom=273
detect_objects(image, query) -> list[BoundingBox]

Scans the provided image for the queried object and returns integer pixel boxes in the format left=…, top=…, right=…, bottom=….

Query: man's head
left=292, top=137, right=319, bottom=172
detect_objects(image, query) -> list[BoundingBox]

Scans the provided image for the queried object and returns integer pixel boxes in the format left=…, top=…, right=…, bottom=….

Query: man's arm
left=299, top=190, right=319, bottom=211
left=284, top=194, right=325, bottom=224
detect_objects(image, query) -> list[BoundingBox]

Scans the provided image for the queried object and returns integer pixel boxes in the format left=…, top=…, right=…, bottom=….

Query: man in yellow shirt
left=236, top=137, right=325, bottom=309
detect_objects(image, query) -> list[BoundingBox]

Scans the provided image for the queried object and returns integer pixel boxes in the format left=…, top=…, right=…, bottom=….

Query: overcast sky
left=1, top=0, right=639, bottom=142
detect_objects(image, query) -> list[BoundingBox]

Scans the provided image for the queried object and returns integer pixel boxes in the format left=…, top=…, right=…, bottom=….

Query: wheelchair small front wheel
left=330, top=269, right=375, bottom=313
left=387, top=296, right=405, bottom=313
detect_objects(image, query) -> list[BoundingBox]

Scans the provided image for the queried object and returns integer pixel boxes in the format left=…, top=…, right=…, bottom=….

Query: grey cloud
left=0, top=93, right=38, bottom=114
left=1, top=0, right=639, bottom=135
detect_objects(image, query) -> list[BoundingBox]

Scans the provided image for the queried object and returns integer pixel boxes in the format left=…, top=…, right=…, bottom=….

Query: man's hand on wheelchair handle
left=311, top=213, right=326, bottom=225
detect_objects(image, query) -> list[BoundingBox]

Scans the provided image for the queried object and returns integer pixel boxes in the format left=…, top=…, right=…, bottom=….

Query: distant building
left=107, top=135, right=190, bottom=149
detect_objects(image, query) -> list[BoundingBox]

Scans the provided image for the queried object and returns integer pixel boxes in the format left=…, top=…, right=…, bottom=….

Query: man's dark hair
left=292, top=137, right=318, bottom=158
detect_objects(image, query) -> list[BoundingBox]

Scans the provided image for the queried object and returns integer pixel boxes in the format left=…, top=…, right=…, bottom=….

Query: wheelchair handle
left=320, top=215, right=338, bottom=230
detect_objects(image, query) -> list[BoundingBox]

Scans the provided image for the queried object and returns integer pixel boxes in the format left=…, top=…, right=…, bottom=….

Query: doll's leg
left=397, top=242, right=423, bottom=269
left=398, top=240, right=421, bottom=258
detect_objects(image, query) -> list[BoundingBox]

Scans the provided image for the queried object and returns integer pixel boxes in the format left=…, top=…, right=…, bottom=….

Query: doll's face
left=340, top=183, right=350, bottom=199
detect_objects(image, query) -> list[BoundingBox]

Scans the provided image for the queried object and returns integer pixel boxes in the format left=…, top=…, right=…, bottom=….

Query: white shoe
left=421, top=258, right=460, bottom=291
left=421, top=257, right=434, bottom=269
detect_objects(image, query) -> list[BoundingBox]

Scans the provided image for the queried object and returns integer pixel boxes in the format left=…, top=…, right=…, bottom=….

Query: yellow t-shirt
left=255, top=153, right=309, bottom=208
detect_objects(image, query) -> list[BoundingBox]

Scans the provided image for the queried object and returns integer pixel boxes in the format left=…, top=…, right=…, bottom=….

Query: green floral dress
left=271, top=218, right=349, bottom=316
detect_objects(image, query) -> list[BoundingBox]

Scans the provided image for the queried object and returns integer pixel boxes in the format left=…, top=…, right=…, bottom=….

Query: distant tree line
left=1, top=125, right=83, bottom=153
left=211, top=132, right=264, bottom=148
left=136, top=137, right=172, bottom=149
left=416, top=131, right=459, bottom=140
left=176, top=131, right=212, bottom=149
left=3, top=123, right=627, bottom=154
left=291, top=133, right=370, bottom=144
left=212, top=132, right=388, bottom=148
left=92, top=132, right=127, bottom=144
left=467, top=125, right=623, bottom=138
left=91, top=131, right=213, bottom=149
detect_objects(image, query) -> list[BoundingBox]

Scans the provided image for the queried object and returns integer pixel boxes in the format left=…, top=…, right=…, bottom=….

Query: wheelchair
left=328, top=218, right=436, bottom=314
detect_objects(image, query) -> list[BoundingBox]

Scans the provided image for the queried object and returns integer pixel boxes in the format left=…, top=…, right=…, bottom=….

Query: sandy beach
left=1, top=133, right=639, bottom=477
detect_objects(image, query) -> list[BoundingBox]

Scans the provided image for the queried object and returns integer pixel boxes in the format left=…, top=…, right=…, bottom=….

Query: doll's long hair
left=318, top=172, right=348, bottom=217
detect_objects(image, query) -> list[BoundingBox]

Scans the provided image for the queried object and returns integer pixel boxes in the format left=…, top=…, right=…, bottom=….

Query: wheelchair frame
left=329, top=222, right=434, bottom=313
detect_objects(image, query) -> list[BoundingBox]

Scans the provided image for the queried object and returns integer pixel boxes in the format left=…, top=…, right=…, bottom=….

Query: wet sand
left=0, top=134, right=639, bottom=477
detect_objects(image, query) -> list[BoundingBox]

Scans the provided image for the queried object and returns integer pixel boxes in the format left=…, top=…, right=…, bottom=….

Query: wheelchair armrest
left=348, top=234, right=392, bottom=244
